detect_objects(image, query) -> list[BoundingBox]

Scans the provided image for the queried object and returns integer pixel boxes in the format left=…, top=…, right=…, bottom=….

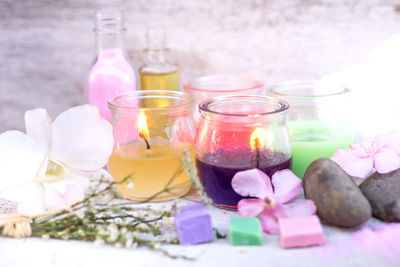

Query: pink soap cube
left=278, top=215, right=325, bottom=249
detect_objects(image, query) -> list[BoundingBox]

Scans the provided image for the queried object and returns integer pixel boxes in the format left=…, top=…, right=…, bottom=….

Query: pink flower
left=375, top=130, right=400, bottom=154
left=231, top=169, right=317, bottom=234
left=331, top=131, right=400, bottom=179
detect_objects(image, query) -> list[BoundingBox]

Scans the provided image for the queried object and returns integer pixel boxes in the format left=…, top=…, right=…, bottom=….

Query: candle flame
left=250, top=128, right=275, bottom=151
left=250, top=127, right=265, bottom=151
left=138, top=111, right=149, bottom=140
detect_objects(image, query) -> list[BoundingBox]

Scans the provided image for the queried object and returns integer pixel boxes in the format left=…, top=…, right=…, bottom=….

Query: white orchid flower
left=0, top=105, right=114, bottom=216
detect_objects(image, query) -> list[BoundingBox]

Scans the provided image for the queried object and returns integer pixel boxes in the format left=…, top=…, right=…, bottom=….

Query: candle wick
left=139, top=133, right=151, bottom=150
left=254, top=137, right=261, bottom=168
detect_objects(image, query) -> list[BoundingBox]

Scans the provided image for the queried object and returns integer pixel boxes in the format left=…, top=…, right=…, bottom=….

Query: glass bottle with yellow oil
left=139, top=27, right=179, bottom=93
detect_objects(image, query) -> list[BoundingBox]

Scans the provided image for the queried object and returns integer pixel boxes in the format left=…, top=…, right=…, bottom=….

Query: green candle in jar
left=290, top=121, right=354, bottom=178
left=267, top=80, right=354, bottom=179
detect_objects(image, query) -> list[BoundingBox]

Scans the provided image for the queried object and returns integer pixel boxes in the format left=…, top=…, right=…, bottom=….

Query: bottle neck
left=144, top=48, right=168, bottom=65
left=96, top=31, right=126, bottom=54
left=95, top=10, right=127, bottom=55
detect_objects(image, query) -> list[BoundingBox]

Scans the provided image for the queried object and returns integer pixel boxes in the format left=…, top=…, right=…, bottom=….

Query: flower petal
left=374, top=130, right=400, bottom=153
left=0, top=131, right=44, bottom=191
left=50, top=105, right=114, bottom=171
left=24, top=108, right=51, bottom=155
left=237, top=198, right=265, bottom=217
left=17, top=183, right=46, bottom=216
left=44, top=179, right=84, bottom=210
left=349, top=143, right=364, bottom=151
left=373, top=133, right=388, bottom=148
left=331, top=148, right=374, bottom=178
left=18, top=185, right=46, bottom=216
left=70, top=168, right=113, bottom=194
left=260, top=210, right=279, bottom=234
left=275, top=199, right=317, bottom=218
left=0, top=182, right=45, bottom=216
left=389, top=132, right=400, bottom=153
left=271, top=169, right=302, bottom=204
left=231, top=168, right=273, bottom=199
left=350, top=142, right=376, bottom=156
left=374, top=147, right=400, bottom=174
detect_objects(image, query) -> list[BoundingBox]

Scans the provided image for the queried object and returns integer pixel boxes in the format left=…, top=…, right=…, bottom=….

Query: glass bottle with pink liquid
left=86, top=10, right=137, bottom=121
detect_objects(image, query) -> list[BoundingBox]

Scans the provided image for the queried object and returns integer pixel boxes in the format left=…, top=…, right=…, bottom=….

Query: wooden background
left=1, top=0, right=400, bottom=131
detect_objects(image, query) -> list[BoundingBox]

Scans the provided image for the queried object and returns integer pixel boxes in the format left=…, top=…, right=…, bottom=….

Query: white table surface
left=0, top=194, right=398, bottom=267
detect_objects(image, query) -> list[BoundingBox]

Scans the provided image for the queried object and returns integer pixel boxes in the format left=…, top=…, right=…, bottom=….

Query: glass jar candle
left=107, top=90, right=195, bottom=201
left=268, top=80, right=354, bottom=178
left=183, top=76, right=265, bottom=128
left=195, top=95, right=292, bottom=209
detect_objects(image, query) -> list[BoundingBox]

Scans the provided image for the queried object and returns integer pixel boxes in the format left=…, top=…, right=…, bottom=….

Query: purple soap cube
left=175, top=202, right=213, bottom=245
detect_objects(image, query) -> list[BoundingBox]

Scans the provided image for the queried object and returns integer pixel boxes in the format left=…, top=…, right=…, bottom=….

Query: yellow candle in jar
left=107, top=140, right=194, bottom=202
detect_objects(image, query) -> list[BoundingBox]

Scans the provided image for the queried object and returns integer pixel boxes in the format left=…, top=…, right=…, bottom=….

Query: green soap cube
left=229, top=217, right=263, bottom=246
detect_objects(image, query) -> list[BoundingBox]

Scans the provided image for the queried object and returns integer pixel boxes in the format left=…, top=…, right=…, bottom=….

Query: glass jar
left=267, top=80, right=354, bottom=178
left=195, top=95, right=292, bottom=209
left=183, top=76, right=265, bottom=128
left=107, top=90, right=195, bottom=202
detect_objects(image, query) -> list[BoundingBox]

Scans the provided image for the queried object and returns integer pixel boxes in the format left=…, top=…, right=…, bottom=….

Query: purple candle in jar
left=195, top=95, right=292, bottom=209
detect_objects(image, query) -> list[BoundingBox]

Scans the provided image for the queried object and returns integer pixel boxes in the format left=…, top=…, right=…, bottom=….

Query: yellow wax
left=107, top=140, right=194, bottom=202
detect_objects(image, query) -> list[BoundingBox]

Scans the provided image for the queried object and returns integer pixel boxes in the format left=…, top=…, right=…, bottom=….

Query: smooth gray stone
left=360, top=169, right=400, bottom=222
left=303, top=158, right=371, bottom=228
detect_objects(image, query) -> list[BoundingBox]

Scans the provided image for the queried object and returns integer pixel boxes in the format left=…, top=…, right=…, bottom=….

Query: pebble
left=303, top=158, right=371, bottom=227
left=359, top=169, right=400, bottom=222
